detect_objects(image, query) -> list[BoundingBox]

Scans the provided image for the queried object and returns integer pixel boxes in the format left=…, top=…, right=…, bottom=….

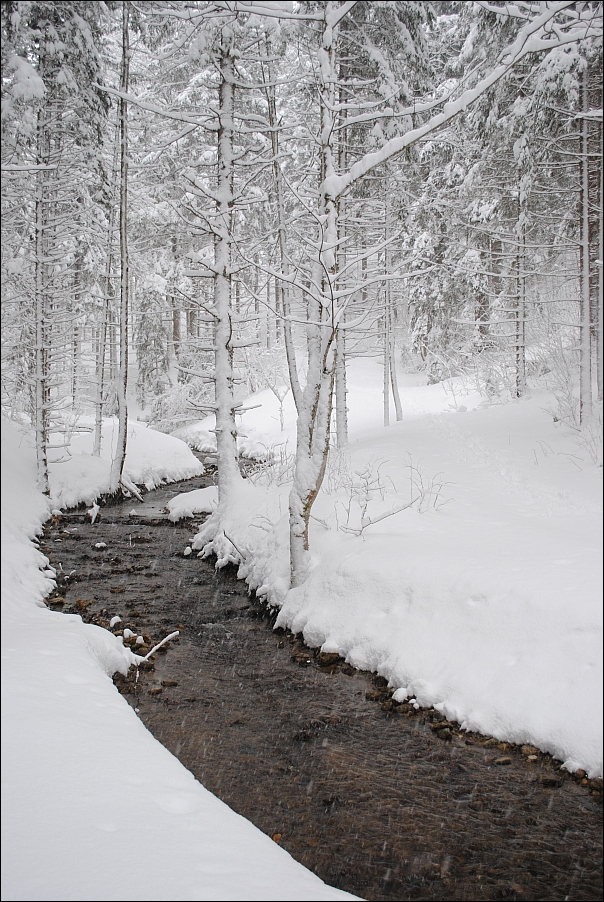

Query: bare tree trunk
left=383, top=299, right=390, bottom=427
left=579, top=69, right=592, bottom=422
left=110, top=0, right=130, bottom=492
left=335, top=327, right=348, bottom=447
left=93, top=195, right=116, bottom=455
left=34, top=103, right=50, bottom=495
left=264, top=275, right=271, bottom=349
left=335, top=73, right=348, bottom=448
left=514, top=185, right=527, bottom=399
left=290, top=3, right=339, bottom=587
left=382, top=198, right=402, bottom=423
left=390, top=344, right=403, bottom=421
left=71, top=249, right=83, bottom=408
left=275, top=276, right=282, bottom=344
left=187, top=302, right=198, bottom=339
left=587, top=62, right=602, bottom=404
left=109, top=323, right=117, bottom=380
left=263, top=43, right=302, bottom=410
left=171, top=292, right=181, bottom=357
left=598, top=138, right=603, bottom=402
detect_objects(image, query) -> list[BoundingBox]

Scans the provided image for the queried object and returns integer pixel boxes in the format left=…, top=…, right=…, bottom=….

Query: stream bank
left=41, top=474, right=603, bottom=902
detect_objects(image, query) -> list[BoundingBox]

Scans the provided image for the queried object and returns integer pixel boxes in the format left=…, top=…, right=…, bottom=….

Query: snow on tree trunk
left=334, top=71, right=348, bottom=448
left=579, top=68, right=593, bottom=423
left=598, top=142, right=603, bottom=403
left=109, top=1, right=130, bottom=493
left=193, top=32, right=246, bottom=563
left=34, top=102, right=50, bottom=496
left=289, top=2, right=340, bottom=588
left=93, top=217, right=115, bottom=457
left=214, top=43, right=244, bottom=505
left=285, top=0, right=597, bottom=588
left=515, top=222, right=527, bottom=399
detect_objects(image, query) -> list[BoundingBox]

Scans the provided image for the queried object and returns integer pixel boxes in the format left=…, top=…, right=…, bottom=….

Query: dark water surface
left=42, top=474, right=603, bottom=902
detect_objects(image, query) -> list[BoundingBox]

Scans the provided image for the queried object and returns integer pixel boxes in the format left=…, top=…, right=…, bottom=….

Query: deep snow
left=177, top=359, right=603, bottom=778
left=1, top=418, right=358, bottom=902
left=2, top=358, right=601, bottom=902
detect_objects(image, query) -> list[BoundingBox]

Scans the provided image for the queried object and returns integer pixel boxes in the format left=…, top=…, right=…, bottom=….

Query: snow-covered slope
left=177, top=361, right=603, bottom=777
left=1, top=418, right=358, bottom=902
left=48, top=416, right=205, bottom=509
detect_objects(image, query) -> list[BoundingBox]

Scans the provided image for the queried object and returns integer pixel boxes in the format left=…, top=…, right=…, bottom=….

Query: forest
left=1, top=0, right=602, bottom=585
left=2, top=4, right=603, bottom=900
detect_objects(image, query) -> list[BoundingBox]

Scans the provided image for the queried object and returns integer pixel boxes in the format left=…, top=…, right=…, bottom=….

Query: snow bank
left=182, top=365, right=602, bottom=777
left=172, top=365, right=484, bottom=460
left=49, top=417, right=204, bottom=509
left=0, top=418, right=359, bottom=902
left=173, top=388, right=298, bottom=460
left=168, top=485, right=218, bottom=520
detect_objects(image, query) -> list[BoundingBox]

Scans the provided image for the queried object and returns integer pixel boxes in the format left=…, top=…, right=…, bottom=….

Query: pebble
left=317, top=652, right=341, bottom=666
left=521, top=744, right=540, bottom=756
left=538, top=774, right=562, bottom=788
left=292, top=652, right=311, bottom=665
left=494, top=757, right=512, bottom=766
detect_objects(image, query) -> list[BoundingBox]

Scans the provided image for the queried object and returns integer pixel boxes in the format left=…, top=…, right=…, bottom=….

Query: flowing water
left=42, top=473, right=603, bottom=902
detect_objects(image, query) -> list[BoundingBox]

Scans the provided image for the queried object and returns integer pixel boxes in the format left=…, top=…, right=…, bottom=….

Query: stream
left=41, top=472, right=603, bottom=902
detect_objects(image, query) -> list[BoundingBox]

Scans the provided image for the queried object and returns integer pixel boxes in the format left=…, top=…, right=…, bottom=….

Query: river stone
left=317, top=652, right=341, bottom=666
left=522, top=745, right=540, bottom=756
left=292, top=652, right=311, bottom=665
left=431, top=721, right=455, bottom=732
left=538, top=774, right=562, bottom=787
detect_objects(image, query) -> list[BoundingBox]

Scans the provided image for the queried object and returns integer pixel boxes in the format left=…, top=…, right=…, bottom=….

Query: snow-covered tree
left=1, top=0, right=109, bottom=492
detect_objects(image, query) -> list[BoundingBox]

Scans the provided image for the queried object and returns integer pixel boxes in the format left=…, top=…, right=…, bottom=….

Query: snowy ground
left=174, top=359, right=603, bottom=778
left=1, top=419, right=358, bottom=902
left=2, top=361, right=601, bottom=901
left=47, top=416, right=205, bottom=509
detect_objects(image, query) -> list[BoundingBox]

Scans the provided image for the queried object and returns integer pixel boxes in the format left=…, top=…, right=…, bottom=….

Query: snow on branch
left=324, top=1, right=602, bottom=202
left=1, top=164, right=58, bottom=172
left=98, top=86, right=215, bottom=130
left=212, top=1, right=322, bottom=21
